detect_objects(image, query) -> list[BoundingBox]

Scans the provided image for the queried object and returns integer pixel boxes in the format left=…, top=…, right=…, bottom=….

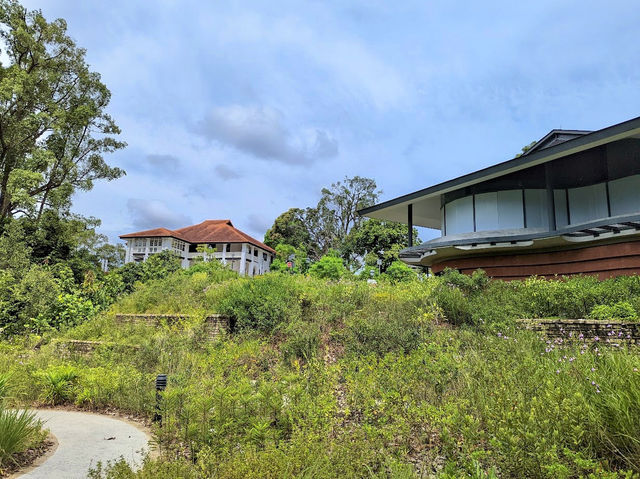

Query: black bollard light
left=153, top=374, right=167, bottom=426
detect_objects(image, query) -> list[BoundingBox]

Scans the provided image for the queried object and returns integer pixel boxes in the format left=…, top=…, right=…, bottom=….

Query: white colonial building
left=120, top=220, right=275, bottom=276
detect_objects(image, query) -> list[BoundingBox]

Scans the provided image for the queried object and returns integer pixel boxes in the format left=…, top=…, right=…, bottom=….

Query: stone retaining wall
left=115, top=313, right=231, bottom=341
left=518, top=318, right=640, bottom=345
left=55, top=339, right=141, bottom=356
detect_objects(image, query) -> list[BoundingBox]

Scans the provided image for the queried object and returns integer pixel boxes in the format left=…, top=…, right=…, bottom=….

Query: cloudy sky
left=24, top=0, right=640, bottom=243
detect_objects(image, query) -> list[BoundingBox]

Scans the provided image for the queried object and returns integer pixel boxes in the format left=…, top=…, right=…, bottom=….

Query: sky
left=23, top=0, right=640, bottom=244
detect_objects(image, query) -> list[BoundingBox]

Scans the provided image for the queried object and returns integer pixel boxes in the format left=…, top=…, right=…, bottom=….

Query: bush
left=38, top=365, right=79, bottom=405
left=383, top=261, right=415, bottom=283
left=433, top=284, right=473, bottom=325
left=215, top=274, right=302, bottom=332
left=344, top=313, right=427, bottom=356
left=589, top=301, right=638, bottom=321
left=309, top=256, right=347, bottom=280
left=281, top=321, right=321, bottom=363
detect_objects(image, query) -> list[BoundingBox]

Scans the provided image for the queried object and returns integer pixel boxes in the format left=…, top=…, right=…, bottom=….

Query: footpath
left=14, top=409, right=150, bottom=479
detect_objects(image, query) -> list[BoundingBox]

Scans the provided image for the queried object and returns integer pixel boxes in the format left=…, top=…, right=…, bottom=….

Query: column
left=221, top=243, right=227, bottom=265
left=408, top=203, right=413, bottom=247
left=239, top=244, right=247, bottom=275
left=545, top=163, right=556, bottom=231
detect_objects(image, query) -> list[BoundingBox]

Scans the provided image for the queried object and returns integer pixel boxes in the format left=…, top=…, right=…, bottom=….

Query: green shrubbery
left=4, top=268, right=640, bottom=477
left=0, top=373, right=45, bottom=470
left=215, top=274, right=302, bottom=332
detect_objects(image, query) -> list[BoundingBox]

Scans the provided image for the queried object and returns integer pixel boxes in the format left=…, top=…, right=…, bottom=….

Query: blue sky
left=24, top=0, right=640, bottom=243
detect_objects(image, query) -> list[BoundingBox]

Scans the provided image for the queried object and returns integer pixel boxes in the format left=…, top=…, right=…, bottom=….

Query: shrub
left=383, top=261, right=415, bottom=283
left=309, top=256, right=347, bottom=280
left=433, top=284, right=473, bottom=325
left=590, top=301, right=638, bottom=321
left=0, top=408, right=43, bottom=468
left=215, top=274, right=302, bottom=332
left=281, top=321, right=321, bottom=363
left=38, top=365, right=79, bottom=405
left=344, top=313, right=427, bottom=356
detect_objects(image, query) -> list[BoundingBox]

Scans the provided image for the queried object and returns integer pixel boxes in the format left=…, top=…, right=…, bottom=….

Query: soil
left=1, top=435, right=57, bottom=479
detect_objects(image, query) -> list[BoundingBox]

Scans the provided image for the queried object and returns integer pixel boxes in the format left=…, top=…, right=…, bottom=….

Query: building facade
left=120, top=220, right=275, bottom=276
left=360, top=116, right=640, bottom=280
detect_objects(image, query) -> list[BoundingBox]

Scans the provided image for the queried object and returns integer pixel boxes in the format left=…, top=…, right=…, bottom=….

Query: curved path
left=16, top=409, right=151, bottom=479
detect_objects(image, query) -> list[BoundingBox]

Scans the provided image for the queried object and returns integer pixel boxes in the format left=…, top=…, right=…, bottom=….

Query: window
left=609, top=175, right=640, bottom=217
left=226, top=244, right=231, bottom=252
left=263, top=253, right=267, bottom=261
left=171, top=239, right=186, bottom=252
left=254, top=249, right=258, bottom=257
left=474, top=190, right=523, bottom=232
left=568, top=183, right=608, bottom=225
left=524, top=189, right=547, bottom=229
left=149, top=238, right=162, bottom=253
left=133, top=238, right=146, bottom=253
left=445, top=196, right=474, bottom=235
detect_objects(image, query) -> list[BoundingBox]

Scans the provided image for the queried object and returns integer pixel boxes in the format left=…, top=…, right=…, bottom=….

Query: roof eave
left=359, top=115, right=640, bottom=218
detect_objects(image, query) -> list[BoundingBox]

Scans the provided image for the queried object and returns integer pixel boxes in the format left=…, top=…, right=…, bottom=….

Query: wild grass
left=3, top=267, right=640, bottom=477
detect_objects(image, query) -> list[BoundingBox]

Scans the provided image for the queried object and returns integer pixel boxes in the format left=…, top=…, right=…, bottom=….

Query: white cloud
left=126, top=199, right=192, bottom=230
left=198, top=105, right=338, bottom=165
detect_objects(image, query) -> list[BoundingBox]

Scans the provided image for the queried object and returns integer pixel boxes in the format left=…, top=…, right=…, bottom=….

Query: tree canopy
left=0, top=0, right=125, bottom=221
left=264, top=176, right=381, bottom=260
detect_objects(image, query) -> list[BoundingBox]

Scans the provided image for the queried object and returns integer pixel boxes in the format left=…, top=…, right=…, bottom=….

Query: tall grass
left=0, top=409, right=43, bottom=467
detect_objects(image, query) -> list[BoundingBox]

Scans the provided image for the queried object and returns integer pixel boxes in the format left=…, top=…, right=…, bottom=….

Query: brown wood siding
left=431, top=240, right=640, bottom=280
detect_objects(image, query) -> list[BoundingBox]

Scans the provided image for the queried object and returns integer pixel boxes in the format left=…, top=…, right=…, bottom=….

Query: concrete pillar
left=408, top=203, right=413, bottom=247
left=221, top=243, right=227, bottom=265
left=240, top=244, right=247, bottom=276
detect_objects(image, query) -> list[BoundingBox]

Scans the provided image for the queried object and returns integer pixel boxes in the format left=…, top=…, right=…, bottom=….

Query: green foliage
left=140, top=251, right=182, bottom=281
left=263, top=208, right=310, bottom=250
left=383, top=260, right=416, bottom=283
left=590, top=301, right=638, bottom=321
left=281, top=321, right=321, bottom=363
left=0, top=1, right=125, bottom=220
left=215, top=274, right=302, bottom=332
left=5, top=267, right=640, bottom=477
left=308, top=255, right=347, bottom=280
left=38, top=364, right=79, bottom=405
left=0, top=408, right=43, bottom=468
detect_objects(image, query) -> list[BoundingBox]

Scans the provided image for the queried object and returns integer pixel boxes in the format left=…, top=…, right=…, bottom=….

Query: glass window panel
left=525, top=189, right=547, bottom=229
left=609, top=175, right=640, bottom=217
left=445, top=196, right=473, bottom=235
left=568, top=182, right=608, bottom=225
left=475, top=192, right=499, bottom=231
left=497, top=190, right=524, bottom=229
left=554, top=190, right=568, bottom=228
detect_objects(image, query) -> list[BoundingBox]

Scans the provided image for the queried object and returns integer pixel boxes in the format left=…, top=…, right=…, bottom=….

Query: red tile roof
left=120, top=220, right=276, bottom=254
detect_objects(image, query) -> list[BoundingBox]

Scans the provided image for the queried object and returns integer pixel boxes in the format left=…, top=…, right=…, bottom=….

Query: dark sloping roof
left=359, top=115, right=640, bottom=227
left=120, top=220, right=276, bottom=254
left=522, top=129, right=592, bottom=156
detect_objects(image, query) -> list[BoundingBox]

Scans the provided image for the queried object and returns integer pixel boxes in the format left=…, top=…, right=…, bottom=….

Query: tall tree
left=263, top=208, right=310, bottom=250
left=0, top=1, right=125, bottom=220
left=318, top=176, right=380, bottom=243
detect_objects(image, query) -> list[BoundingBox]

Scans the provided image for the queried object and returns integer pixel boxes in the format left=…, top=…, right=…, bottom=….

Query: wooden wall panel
left=431, top=240, right=640, bottom=280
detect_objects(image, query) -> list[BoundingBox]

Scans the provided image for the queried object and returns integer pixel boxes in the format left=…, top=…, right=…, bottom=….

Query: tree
left=266, top=176, right=381, bottom=260
left=264, top=208, right=310, bottom=250
left=0, top=1, right=125, bottom=220
left=343, top=218, right=419, bottom=270
left=317, top=176, right=380, bottom=243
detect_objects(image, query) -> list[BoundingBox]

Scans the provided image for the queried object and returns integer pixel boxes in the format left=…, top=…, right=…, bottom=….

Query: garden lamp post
left=153, top=374, right=167, bottom=426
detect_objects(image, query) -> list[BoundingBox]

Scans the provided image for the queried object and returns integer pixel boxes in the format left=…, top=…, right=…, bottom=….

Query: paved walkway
left=16, top=409, right=151, bottom=479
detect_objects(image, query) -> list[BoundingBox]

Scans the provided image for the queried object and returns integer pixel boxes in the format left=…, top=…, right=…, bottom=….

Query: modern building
left=120, top=220, right=276, bottom=276
left=360, top=116, right=640, bottom=280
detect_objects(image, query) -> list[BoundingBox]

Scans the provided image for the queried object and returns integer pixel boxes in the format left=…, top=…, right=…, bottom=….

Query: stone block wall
left=114, top=313, right=231, bottom=341
left=518, top=319, right=640, bottom=345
